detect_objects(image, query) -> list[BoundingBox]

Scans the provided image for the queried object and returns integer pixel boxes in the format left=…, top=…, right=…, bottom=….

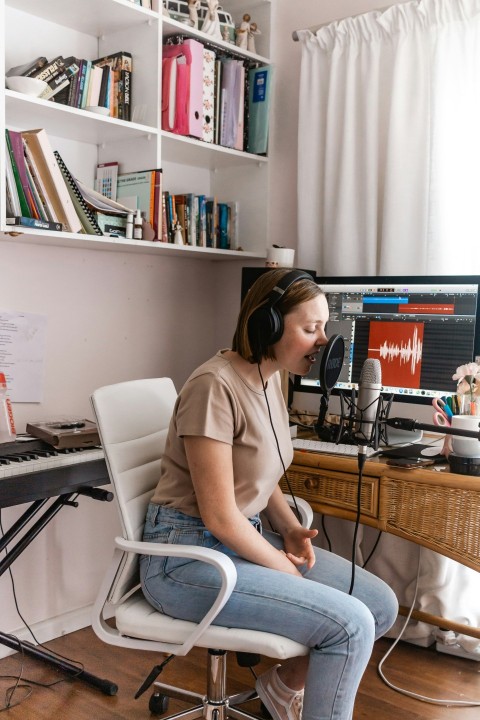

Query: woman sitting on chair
left=140, top=268, right=398, bottom=720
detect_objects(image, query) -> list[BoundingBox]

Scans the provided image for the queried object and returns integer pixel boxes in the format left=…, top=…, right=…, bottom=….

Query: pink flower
left=452, top=362, right=480, bottom=396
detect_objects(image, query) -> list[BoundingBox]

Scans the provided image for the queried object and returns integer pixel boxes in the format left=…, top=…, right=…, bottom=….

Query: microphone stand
left=387, top=417, right=480, bottom=441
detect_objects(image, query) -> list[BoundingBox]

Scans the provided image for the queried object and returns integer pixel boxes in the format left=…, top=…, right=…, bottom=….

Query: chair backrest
left=91, top=377, right=177, bottom=603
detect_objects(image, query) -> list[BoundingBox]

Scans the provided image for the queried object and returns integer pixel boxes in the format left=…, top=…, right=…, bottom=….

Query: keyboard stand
left=0, top=457, right=118, bottom=696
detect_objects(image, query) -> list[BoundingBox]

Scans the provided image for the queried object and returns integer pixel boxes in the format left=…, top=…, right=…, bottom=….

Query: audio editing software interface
left=302, top=280, right=479, bottom=400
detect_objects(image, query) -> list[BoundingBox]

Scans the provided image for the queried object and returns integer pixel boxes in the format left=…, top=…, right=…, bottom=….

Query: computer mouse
left=420, top=446, right=442, bottom=457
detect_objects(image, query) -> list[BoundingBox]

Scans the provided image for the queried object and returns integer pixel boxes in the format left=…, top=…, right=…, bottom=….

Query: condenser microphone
left=356, top=358, right=382, bottom=445
left=316, top=334, right=345, bottom=438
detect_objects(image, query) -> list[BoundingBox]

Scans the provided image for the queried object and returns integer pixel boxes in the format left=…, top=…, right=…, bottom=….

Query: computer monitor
left=294, top=275, right=480, bottom=405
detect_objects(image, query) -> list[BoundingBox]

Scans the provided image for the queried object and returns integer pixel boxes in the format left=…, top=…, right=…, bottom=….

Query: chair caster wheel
left=149, top=692, right=170, bottom=715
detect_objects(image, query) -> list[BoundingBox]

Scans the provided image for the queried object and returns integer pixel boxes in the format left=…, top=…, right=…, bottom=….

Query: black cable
left=348, top=450, right=367, bottom=595
left=321, top=515, right=332, bottom=552
left=257, top=365, right=302, bottom=523
left=0, top=509, right=85, bottom=712
left=362, top=530, right=382, bottom=569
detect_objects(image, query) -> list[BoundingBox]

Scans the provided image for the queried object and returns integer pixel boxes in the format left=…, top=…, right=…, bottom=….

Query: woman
left=141, top=269, right=398, bottom=720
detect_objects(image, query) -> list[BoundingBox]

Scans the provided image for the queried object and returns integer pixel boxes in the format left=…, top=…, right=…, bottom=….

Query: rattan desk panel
left=284, top=465, right=379, bottom=518
left=380, top=477, right=480, bottom=571
left=288, top=450, right=480, bottom=574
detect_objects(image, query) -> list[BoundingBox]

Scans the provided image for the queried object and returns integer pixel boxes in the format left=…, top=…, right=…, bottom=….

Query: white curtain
left=298, top=0, right=480, bottom=652
left=297, top=0, right=480, bottom=275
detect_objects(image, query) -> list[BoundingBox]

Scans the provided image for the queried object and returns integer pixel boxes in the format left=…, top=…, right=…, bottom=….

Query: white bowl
left=5, top=75, right=48, bottom=97
left=86, top=105, right=110, bottom=116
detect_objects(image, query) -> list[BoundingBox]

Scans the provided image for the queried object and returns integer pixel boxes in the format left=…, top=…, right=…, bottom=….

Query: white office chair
left=90, top=378, right=311, bottom=717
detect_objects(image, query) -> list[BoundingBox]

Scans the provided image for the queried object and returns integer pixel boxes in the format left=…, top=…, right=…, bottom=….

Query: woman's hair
left=232, top=268, right=323, bottom=363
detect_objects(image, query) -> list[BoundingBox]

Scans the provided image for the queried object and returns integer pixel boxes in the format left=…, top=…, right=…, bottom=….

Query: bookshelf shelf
left=5, top=92, right=158, bottom=146
left=0, top=227, right=264, bottom=260
left=161, top=130, right=267, bottom=170
left=162, top=18, right=270, bottom=65
left=1, top=0, right=272, bottom=259
left=6, top=0, right=158, bottom=36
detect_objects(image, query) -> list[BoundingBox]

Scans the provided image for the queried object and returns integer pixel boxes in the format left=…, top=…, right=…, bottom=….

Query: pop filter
left=318, top=334, right=345, bottom=392
left=315, top=334, right=345, bottom=441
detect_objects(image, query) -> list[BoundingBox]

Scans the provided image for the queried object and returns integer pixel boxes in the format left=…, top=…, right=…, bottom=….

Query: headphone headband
left=248, top=269, right=315, bottom=362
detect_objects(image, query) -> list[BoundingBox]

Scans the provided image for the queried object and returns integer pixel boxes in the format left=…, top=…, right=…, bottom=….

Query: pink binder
left=162, top=39, right=204, bottom=139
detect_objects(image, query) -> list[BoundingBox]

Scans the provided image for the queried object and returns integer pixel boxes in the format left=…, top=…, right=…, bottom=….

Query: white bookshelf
left=0, top=0, right=272, bottom=260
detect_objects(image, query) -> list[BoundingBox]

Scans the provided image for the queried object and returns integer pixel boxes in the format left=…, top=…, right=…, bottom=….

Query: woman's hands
left=283, top=526, right=318, bottom=570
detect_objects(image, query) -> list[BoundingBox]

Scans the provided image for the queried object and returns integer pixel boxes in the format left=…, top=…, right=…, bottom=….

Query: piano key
left=0, top=446, right=104, bottom=480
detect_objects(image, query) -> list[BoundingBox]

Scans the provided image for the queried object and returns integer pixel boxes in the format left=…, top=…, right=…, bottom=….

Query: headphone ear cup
left=248, top=306, right=284, bottom=362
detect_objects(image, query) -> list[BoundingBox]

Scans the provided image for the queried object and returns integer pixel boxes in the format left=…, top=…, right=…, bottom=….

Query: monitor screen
left=295, top=275, right=480, bottom=404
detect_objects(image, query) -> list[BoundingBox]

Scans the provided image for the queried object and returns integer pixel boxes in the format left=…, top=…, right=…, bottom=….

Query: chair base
left=150, top=649, right=264, bottom=720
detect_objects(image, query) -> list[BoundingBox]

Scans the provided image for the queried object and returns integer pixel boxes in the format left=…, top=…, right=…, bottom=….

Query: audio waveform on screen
left=368, top=321, right=424, bottom=387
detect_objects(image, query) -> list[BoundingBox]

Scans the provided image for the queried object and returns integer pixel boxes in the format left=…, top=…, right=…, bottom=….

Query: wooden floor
left=0, top=627, right=479, bottom=719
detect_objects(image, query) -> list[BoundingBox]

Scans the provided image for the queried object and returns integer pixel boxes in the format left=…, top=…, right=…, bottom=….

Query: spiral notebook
left=53, top=151, right=103, bottom=236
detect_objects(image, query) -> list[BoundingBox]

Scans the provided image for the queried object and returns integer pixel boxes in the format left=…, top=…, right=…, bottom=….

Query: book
left=85, top=64, right=103, bottom=108
left=70, top=177, right=131, bottom=216
left=21, top=129, right=83, bottom=234
left=96, top=213, right=127, bottom=237
left=6, top=216, right=62, bottom=232
left=247, top=66, right=272, bottom=155
left=53, top=151, right=104, bottom=236
left=6, top=56, right=47, bottom=78
left=116, top=170, right=158, bottom=223
left=95, top=162, right=119, bottom=200
left=40, top=57, right=80, bottom=101
left=5, top=130, right=33, bottom=218
left=202, top=48, right=216, bottom=143
left=93, top=51, right=132, bottom=121
left=30, top=55, right=66, bottom=84
left=4, top=140, right=22, bottom=217
left=23, top=139, right=60, bottom=223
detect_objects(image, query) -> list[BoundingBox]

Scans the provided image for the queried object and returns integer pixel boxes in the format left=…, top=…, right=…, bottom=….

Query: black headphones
left=248, top=269, right=314, bottom=363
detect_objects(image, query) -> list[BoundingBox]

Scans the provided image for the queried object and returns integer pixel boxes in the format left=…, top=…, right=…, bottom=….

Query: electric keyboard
left=0, top=437, right=108, bottom=507
left=292, top=438, right=378, bottom=458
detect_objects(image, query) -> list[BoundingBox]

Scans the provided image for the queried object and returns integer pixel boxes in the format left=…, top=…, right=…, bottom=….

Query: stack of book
left=6, top=51, right=132, bottom=121
left=4, top=127, right=130, bottom=235
left=162, top=191, right=239, bottom=249
left=162, top=36, right=272, bottom=155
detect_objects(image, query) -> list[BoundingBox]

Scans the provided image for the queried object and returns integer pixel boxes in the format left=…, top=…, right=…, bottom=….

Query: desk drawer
left=283, top=465, right=379, bottom=518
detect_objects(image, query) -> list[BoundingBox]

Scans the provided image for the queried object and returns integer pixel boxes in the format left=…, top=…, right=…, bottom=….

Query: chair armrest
left=113, top=536, right=237, bottom=655
left=284, top=494, right=313, bottom=528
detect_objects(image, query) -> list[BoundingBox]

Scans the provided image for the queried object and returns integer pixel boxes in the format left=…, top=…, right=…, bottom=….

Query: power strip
left=436, top=641, right=480, bottom=662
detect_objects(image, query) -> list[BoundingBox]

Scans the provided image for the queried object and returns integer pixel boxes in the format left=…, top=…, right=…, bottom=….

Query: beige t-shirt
left=150, top=351, right=293, bottom=518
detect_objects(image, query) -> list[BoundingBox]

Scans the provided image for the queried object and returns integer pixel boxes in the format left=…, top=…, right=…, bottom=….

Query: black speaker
left=247, top=269, right=314, bottom=362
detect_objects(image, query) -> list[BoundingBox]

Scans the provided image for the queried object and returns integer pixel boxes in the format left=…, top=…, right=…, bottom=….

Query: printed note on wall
left=0, top=311, right=47, bottom=402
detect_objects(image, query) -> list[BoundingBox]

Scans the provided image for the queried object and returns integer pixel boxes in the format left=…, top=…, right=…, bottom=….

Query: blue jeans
left=140, top=504, right=398, bottom=720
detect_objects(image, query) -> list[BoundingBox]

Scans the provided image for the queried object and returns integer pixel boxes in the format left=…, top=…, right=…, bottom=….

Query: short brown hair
left=232, top=269, right=322, bottom=362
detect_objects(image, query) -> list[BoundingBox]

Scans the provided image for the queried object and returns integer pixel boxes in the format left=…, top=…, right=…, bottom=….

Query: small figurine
left=162, top=1, right=170, bottom=17
left=173, top=221, right=184, bottom=245
left=222, top=25, right=231, bottom=43
left=235, top=13, right=251, bottom=50
left=201, top=0, right=222, bottom=41
left=188, top=0, right=200, bottom=29
left=247, top=22, right=261, bottom=54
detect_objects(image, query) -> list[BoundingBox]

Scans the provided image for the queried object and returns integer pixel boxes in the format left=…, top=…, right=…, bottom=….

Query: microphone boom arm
left=387, top=417, right=480, bottom=441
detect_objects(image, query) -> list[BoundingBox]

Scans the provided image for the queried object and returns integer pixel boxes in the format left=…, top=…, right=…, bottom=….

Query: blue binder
left=247, top=66, right=272, bottom=155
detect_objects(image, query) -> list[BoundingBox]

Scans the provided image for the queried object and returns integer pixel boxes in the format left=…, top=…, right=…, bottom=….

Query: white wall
left=1, top=0, right=410, bottom=653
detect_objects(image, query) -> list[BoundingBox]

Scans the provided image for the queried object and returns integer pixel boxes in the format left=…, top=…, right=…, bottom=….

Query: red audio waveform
left=368, top=321, right=424, bottom=388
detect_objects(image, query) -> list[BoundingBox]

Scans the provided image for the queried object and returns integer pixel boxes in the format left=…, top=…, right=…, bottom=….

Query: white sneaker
left=256, top=664, right=304, bottom=720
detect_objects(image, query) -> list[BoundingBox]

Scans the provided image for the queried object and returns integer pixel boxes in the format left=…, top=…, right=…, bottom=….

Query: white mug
left=265, top=247, right=295, bottom=268
left=451, top=415, right=480, bottom=457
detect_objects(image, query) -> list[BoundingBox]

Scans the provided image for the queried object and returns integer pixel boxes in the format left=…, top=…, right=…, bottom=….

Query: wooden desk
left=283, top=450, right=480, bottom=639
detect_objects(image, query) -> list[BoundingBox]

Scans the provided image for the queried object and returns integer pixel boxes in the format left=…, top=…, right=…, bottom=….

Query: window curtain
left=297, top=0, right=480, bottom=275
